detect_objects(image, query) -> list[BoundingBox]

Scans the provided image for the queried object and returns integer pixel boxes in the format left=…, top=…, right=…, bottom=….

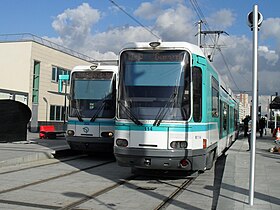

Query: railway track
left=154, top=178, right=196, bottom=210
left=0, top=154, right=200, bottom=210
left=0, top=160, right=115, bottom=195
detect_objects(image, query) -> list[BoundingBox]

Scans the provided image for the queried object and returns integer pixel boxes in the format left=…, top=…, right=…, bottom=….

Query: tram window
left=211, top=77, right=219, bottom=117
left=234, top=109, right=238, bottom=130
left=193, top=67, right=202, bottom=122
left=182, top=60, right=191, bottom=120
left=223, top=103, right=228, bottom=131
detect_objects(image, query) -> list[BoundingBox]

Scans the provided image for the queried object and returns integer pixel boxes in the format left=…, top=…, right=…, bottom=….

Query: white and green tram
left=114, top=41, right=238, bottom=171
left=66, top=63, right=118, bottom=153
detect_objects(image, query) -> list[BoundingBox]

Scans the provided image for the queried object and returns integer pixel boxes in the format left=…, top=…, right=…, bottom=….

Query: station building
left=0, top=34, right=94, bottom=132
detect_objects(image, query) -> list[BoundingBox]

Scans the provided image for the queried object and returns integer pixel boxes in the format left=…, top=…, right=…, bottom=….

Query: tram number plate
left=144, top=127, right=153, bottom=131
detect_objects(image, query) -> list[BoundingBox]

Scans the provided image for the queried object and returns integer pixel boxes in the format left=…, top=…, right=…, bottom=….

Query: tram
left=114, top=41, right=238, bottom=171
left=66, top=63, right=118, bottom=153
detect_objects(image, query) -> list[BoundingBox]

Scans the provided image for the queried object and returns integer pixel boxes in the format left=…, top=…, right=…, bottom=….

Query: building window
left=50, top=105, right=67, bottom=121
left=193, top=66, right=202, bottom=122
left=52, top=66, right=57, bottom=81
left=32, top=61, right=40, bottom=104
left=51, top=66, right=70, bottom=84
left=212, top=77, right=219, bottom=117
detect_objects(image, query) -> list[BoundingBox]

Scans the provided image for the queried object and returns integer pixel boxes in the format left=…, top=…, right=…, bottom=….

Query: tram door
left=220, top=101, right=229, bottom=138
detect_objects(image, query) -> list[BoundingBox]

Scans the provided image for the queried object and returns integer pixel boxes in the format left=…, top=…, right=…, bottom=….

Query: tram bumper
left=67, top=136, right=114, bottom=153
left=114, top=146, right=207, bottom=171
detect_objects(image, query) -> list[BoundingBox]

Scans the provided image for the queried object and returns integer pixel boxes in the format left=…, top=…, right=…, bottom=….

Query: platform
left=0, top=131, right=70, bottom=168
left=217, top=134, right=280, bottom=209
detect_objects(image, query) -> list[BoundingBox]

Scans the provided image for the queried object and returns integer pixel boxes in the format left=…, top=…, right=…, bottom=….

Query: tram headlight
left=67, top=130, right=75, bottom=136
left=101, top=131, right=114, bottom=138
left=170, top=141, right=188, bottom=149
left=149, top=41, right=161, bottom=48
left=116, top=138, right=128, bottom=147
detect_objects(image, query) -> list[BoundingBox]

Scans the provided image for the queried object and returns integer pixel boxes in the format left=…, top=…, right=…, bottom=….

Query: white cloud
left=261, top=18, right=280, bottom=39
left=134, top=0, right=184, bottom=20
left=258, top=46, right=279, bottom=66
left=52, top=3, right=101, bottom=49
left=207, top=9, right=236, bottom=29
left=134, top=2, right=160, bottom=20
left=88, top=26, right=157, bottom=56
left=154, top=4, right=196, bottom=42
left=48, top=2, right=280, bottom=96
left=211, top=34, right=280, bottom=95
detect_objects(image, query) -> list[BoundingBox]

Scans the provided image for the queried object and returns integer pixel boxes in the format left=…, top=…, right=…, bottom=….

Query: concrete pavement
left=217, top=133, right=280, bottom=209
left=0, top=131, right=70, bottom=168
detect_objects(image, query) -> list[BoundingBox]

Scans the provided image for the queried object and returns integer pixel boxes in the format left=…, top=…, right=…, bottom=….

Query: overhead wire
left=108, top=0, right=161, bottom=40
left=187, top=0, right=241, bottom=92
left=219, top=50, right=240, bottom=92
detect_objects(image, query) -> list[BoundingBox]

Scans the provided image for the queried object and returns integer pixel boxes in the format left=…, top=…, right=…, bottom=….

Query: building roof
left=0, top=33, right=95, bottom=62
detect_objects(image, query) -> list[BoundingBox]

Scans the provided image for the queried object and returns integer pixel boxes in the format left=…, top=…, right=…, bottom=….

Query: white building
left=236, top=93, right=251, bottom=122
left=0, top=34, right=93, bottom=131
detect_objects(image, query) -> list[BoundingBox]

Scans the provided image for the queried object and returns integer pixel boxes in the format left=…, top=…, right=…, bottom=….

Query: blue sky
left=0, top=0, right=279, bottom=105
left=0, top=1, right=277, bottom=39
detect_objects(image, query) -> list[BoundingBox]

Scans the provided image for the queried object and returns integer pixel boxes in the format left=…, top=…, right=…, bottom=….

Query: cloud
left=211, top=34, right=280, bottom=95
left=134, top=0, right=184, bottom=20
left=154, top=4, right=196, bottom=42
left=261, top=18, right=280, bottom=39
left=207, top=9, right=236, bottom=29
left=48, top=2, right=279, bottom=96
left=258, top=46, right=279, bottom=66
left=52, top=3, right=101, bottom=49
left=134, top=2, right=160, bottom=20
left=89, top=25, right=157, bottom=55
left=261, top=18, right=280, bottom=50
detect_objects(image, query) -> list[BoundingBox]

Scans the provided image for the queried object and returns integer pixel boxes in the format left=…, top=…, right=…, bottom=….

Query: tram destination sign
left=124, top=51, right=186, bottom=62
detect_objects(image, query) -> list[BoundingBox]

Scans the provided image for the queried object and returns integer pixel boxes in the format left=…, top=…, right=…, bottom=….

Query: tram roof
left=121, top=41, right=205, bottom=57
left=72, top=63, right=118, bottom=73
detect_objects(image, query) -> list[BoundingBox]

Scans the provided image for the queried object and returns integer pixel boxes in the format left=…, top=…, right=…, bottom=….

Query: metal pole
left=46, top=102, right=48, bottom=125
left=64, top=81, right=67, bottom=124
left=43, top=97, right=48, bottom=125
left=249, top=4, right=258, bottom=206
left=198, top=20, right=202, bottom=48
left=275, top=112, right=277, bottom=129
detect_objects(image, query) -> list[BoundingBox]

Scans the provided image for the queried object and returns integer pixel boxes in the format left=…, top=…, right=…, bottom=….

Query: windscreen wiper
left=118, top=100, right=143, bottom=126
left=153, top=87, right=178, bottom=126
left=90, top=100, right=106, bottom=122
left=74, top=108, right=84, bottom=122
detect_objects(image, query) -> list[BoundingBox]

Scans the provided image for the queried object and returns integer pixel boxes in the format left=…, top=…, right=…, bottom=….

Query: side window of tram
left=211, top=77, right=219, bottom=117
left=223, top=103, right=228, bottom=132
left=193, top=67, right=202, bottom=122
left=220, top=101, right=228, bottom=137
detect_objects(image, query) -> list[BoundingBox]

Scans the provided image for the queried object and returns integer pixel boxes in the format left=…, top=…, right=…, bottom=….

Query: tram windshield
left=118, top=50, right=190, bottom=122
left=69, top=71, right=115, bottom=119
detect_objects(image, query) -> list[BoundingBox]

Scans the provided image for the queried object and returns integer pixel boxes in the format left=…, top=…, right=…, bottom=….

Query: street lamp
left=247, top=5, right=263, bottom=206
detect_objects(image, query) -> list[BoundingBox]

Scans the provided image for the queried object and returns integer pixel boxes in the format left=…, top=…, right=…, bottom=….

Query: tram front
left=66, top=68, right=116, bottom=153
left=114, top=42, right=193, bottom=170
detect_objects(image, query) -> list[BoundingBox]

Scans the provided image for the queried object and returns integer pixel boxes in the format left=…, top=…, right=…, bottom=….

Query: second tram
left=114, top=41, right=238, bottom=171
left=66, top=63, right=118, bottom=153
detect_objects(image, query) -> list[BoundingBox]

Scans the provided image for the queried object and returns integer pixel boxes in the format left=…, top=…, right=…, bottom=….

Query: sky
left=0, top=0, right=279, bottom=113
